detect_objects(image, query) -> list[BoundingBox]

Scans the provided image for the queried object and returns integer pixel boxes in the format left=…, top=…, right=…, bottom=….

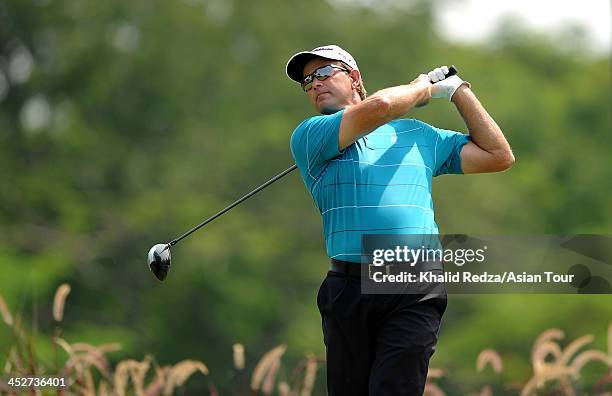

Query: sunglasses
left=301, top=64, right=350, bottom=92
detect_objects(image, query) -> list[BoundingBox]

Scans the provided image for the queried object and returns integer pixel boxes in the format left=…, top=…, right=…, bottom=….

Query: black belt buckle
left=368, top=263, right=393, bottom=280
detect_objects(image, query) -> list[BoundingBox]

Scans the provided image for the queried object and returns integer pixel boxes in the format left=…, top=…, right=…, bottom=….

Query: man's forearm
left=452, top=85, right=514, bottom=161
left=338, top=77, right=432, bottom=150
left=371, top=78, right=432, bottom=121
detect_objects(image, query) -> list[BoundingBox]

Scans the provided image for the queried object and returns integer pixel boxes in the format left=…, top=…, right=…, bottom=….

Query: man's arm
left=338, top=75, right=432, bottom=150
left=451, top=85, right=515, bottom=173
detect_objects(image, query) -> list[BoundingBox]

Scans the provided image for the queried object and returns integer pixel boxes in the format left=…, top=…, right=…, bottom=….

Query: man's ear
left=349, top=69, right=361, bottom=87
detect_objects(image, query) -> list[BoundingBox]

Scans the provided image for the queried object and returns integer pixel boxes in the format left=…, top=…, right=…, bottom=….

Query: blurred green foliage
left=0, top=0, right=610, bottom=394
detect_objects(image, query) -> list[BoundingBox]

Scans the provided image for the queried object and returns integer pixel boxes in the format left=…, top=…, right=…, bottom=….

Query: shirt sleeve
left=425, top=121, right=471, bottom=176
left=290, top=110, right=344, bottom=190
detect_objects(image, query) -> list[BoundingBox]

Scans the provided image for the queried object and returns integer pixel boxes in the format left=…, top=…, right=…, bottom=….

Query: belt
left=330, top=259, right=399, bottom=278
left=330, top=259, right=367, bottom=277
left=330, top=259, right=443, bottom=278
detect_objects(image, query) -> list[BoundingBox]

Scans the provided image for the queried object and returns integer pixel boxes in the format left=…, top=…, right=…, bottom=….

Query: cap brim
left=286, top=52, right=321, bottom=83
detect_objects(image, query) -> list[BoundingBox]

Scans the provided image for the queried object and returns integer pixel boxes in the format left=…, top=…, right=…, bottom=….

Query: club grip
left=429, top=65, right=458, bottom=83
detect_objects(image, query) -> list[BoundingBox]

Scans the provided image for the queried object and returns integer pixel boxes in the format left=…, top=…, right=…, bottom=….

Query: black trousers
left=317, top=270, right=447, bottom=396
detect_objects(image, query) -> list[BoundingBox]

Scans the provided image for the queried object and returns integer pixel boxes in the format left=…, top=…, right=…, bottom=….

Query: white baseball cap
left=286, top=44, right=359, bottom=83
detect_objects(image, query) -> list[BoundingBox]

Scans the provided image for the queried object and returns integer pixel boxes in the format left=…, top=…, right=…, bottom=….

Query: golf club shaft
left=168, top=164, right=298, bottom=247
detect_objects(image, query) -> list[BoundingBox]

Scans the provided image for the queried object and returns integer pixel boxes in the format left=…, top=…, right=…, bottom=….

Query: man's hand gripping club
left=428, top=65, right=470, bottom=101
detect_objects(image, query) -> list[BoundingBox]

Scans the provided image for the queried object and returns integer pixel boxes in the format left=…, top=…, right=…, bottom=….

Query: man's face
left=302, top=57, right=358, bottom=114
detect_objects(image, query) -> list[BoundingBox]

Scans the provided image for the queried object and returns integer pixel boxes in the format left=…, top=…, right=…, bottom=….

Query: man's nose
left=312, top=78, right=324, bottom=90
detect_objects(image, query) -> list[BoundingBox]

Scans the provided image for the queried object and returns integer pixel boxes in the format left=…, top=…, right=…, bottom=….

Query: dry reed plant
left=521, top=327, right=612, bottom=396
left=424, top=367, right=446, bottom=396
left=467, top=349, right=505, bottom=396
left=278, top=380, right=291, bottom=396
left=1, top=287, right=210, bottom=396
left=477, top=349, right=504, bottom=374
left=163, top=359, right=209, bottom=395
left=0, top=294, right=14, bottom=326
left=222, top=343, right=323, bottom=396
left=52, top=283, right=71, bottom=322
left=300, top=353, right=318, bottom=396
left=266, top=351, right=323, bottom=396
left=233, top=343, right=245, bottom=370
left=250, top=344, right=287, bottom=394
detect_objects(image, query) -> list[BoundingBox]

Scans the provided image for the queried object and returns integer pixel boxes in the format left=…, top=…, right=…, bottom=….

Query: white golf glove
left=428, top=66, right=470, bottom=101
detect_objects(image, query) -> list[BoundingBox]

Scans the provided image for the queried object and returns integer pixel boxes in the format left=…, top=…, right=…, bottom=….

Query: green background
left=1, top=0, right=610, bottom=394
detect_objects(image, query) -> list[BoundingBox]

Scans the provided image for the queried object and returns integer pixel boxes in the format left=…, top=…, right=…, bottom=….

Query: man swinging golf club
left=286, top=45, right=514, bottom=395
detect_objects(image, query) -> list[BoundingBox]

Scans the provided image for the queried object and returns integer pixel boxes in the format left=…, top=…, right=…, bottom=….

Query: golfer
left=286, top=45, right=514, bottom=395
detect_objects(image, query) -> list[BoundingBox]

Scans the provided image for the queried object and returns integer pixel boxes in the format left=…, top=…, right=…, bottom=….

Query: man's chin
left=319, top=103, right=343, bottom=115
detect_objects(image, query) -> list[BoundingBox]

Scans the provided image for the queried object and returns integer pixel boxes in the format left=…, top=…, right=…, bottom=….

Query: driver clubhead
left=148, top=244, right=171, bottom=281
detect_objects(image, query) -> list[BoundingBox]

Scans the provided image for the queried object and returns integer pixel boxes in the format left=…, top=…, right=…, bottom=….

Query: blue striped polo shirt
left=290, top=109, right=470, bottom=262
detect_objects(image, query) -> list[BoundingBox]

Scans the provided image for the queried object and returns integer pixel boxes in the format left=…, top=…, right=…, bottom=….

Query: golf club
left=148, top=164, right=297, bottom=281
left=147, top=65, right=458, bottom=282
